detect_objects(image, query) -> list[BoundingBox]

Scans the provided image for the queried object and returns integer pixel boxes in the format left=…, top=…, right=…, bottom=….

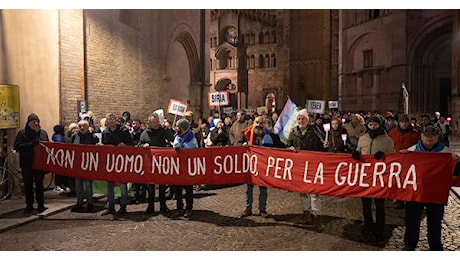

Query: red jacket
left=388, top=127, right=420, bottom=152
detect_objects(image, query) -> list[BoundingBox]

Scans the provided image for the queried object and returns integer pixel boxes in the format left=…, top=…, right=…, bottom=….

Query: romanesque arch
left=165, top=23, right=201, bottom=115
left=408, top=16, right=452, bottom=116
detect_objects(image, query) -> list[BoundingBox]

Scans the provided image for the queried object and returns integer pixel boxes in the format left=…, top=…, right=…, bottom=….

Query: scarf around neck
left=367, top=127, right=386, bottom=139
left=415, top=140, right=445, bottom=152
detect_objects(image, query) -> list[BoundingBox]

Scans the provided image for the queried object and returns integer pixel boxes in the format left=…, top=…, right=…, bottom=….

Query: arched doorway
left=215, top=77, right=238, bottom=109
left=409, top=19, right=452, bottom=116
left=165, top=25, right=200, bottom=117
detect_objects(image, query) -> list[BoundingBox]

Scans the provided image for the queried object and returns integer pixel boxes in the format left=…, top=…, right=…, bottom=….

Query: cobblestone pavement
left=1, top=137, right=460, bottom=251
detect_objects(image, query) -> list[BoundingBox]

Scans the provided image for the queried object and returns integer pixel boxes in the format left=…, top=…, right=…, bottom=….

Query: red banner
left=32, top=142, right=456, bottom=205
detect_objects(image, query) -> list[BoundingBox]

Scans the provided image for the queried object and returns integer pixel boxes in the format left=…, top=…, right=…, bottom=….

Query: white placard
left=208, top=91, right=230, bottom=106
left=328, top=101, right=339, bottom=109
left=306, top=99, right=326, bottom=114
left=244, top=108, right=256, bottom=116
left=167, top=99, right=187, bottom=116
left=223, top=107, right=234, bottom=114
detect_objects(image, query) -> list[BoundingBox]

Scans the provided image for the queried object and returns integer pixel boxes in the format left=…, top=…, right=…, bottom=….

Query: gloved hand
left=352, top=150, right=360, bottom=160
left=374, top=151, right=385, bottom=160
left=174, top=146, right=181, bottom=152
left=31, top=139, right=40, bottom=146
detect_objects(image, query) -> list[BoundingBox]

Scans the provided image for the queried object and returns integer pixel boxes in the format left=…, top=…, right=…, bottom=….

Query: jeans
left=75, top=178, right=93, bottom=205
left=300, top=193, right=321, bottom=215
left=362, top=198, right=385, bottom=231
left=404, top=201, right=444, bottom=250
left=106, top=181, right=128, bottom=209
left=245, top=185, right=267, bottom=211
left=22, top=167, right=45, bottom=209
left=147, top=184, right=168, bottom=209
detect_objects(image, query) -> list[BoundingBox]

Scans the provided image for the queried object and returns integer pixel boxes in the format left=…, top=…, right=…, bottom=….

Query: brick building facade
left=0, top=9, right=209, bottom=136
left=209, top=10, right=338, bottom=113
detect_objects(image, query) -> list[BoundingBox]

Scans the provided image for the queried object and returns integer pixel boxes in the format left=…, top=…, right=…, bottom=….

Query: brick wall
left=59, top=9, right=85, bottom=127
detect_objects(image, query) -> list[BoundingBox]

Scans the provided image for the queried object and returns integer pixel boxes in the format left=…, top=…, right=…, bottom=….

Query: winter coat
left=138, top=126, right=174, bottom=148
left=327, top=127, right=351, bottom=153
left=172, top=130, right=198, bottom=148
left=71, top=131, right=99, bottom=145
left=210, top=126, right=229, bottom=146
left=388, top=126, right=420, bottom=152
left=229, top=120, right=249, bottom=146
left=102, top=123, right=134, bottom=146
left=356, top=132, right=395, bottom=155
left=14, top=124, right=49, bottom=168
left=287, top=125, right=325, bottom=152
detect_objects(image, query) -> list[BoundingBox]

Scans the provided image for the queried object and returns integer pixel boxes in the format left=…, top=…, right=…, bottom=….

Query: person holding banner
left=172, top=118, right=198, bottom=218
left=323, top=117, right=350, bottom=153
left=240, top=117, right=273, bottom=218
left=388, top=114, right=420, bottom=209
left=70, top=120, right=99, bottom=213
left=352, top=116, right=395, bottom=244
left=101, top=113, right=134, bottom=216
left=14, top=113, right=49, bottom=214
left=287, top=109, right=326, bottom=229
left=139, top=112, right=175, bottom=215
left=402, top=125, right=458, bottom=251
left=229, top=110, right=249, bottom=146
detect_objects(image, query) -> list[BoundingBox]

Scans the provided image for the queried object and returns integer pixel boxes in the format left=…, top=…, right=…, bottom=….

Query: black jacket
left=14, top=124, right=49, bottom=168
left=210, top=126, right=229, bottom=146
left=138, top=126, right=174, bottom=147
left=71, top=131, right=99, bottom=145
left=102, top=123, right=134, bottom=146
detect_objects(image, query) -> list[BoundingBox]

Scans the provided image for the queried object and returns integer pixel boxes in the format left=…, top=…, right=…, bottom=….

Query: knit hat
left=176, top=118, right=190, bottom=132
left=297, top=109, right=309, bottom=118
left=27, top=113, right=40, bottom=124
left=366, top=116, right=381, bottom=126
left=398, top=114, right=410, bottom=122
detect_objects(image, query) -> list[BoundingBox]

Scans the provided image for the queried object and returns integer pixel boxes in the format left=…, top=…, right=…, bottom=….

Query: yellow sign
left=0, top=85, right=20, bottom=129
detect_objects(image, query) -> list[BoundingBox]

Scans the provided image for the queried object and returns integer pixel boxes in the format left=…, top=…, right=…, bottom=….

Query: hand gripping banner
left=32, top=142, right=456, bottom=205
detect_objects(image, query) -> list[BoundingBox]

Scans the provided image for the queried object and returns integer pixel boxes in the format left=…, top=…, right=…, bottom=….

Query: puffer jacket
left=356, top=132, right=395, bottom=155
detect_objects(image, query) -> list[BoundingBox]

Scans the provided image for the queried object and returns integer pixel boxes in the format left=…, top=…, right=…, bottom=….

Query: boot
left=240, top=208, right=252, bottom=217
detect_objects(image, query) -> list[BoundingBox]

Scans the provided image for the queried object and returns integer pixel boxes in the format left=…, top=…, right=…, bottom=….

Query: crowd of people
left=12, top=107, right=460, bottom=250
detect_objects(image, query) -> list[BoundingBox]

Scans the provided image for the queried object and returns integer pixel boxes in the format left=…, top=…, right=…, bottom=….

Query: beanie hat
left=176, top=118, right=190, bottom=132
left=53, top=124, right=64, bottom=134
left=297, top=109, right=309, bottom=118
left=398, top=114, right=410, bottom=122
left=27, top=113, right=40, bottom=124
left=366, top=116, right=381, bottom=126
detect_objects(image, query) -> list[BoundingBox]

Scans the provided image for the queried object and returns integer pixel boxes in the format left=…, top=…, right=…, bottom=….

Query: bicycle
left=0, top=149, right=54, bottom=201
left=0, top=149, right=23, bottom=201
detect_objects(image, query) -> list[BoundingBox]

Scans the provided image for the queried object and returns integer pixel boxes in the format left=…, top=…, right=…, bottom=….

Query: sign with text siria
left=208, top=91, right=229, bottom=107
